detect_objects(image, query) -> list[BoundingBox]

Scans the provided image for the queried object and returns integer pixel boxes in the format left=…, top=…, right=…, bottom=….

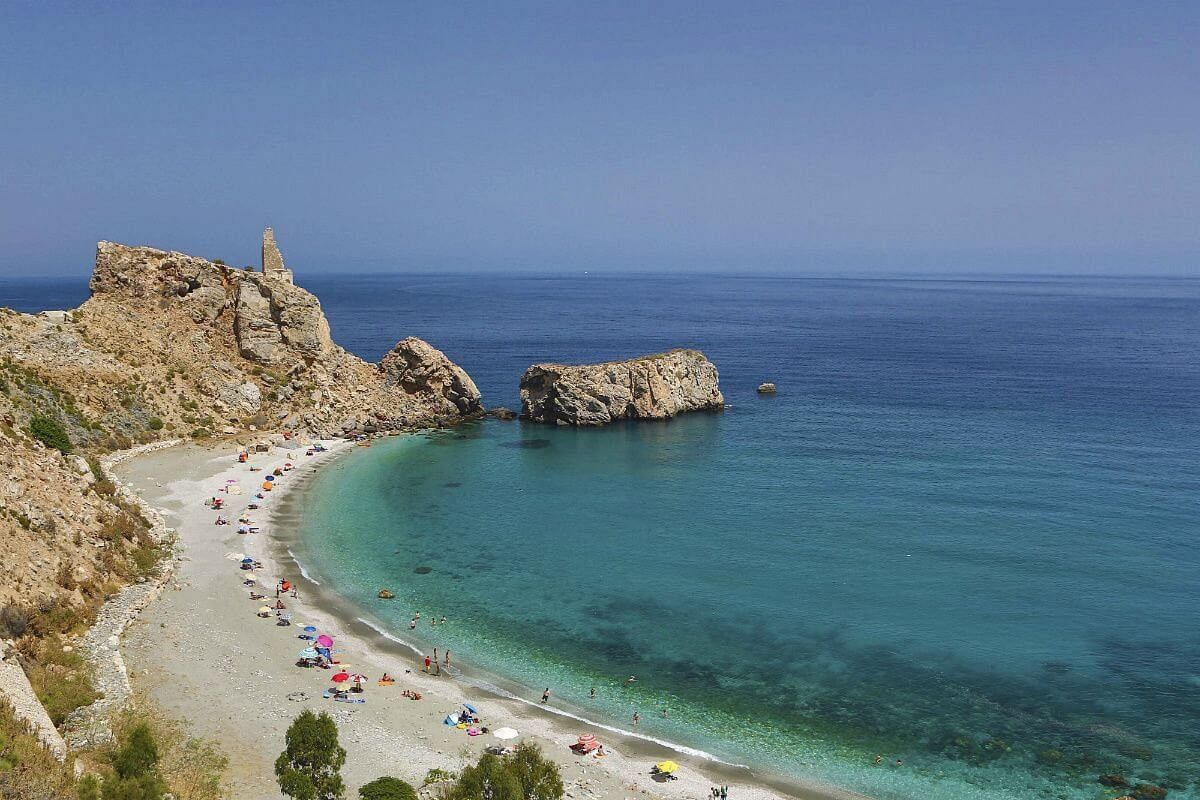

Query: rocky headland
left=0, top=228, right=481, bottom=630
left=519, top=349, right=723, bottom=426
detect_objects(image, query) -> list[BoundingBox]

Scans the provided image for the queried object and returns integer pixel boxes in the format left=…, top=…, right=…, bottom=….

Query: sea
left=5, top=272, right=1199, bottom=800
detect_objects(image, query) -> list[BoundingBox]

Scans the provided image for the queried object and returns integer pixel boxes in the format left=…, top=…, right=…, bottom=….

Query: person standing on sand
left=424, top=656, right=431, bottom=673
left=541, top=688, right=551, bottom=703
left=444, top=650, right=451, bottom=666
left=433, top=648, right=438, bottom=665
left=434, top=659, right=441, bottom=676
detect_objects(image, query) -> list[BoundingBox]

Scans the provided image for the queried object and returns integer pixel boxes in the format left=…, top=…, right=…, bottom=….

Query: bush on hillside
left=30, top=414, right=72, bottom=453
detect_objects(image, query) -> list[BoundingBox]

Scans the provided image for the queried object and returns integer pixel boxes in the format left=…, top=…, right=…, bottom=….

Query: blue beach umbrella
left=298, top=647, right=318, bottom=659
left=303, top=626, right=317, bottom=633
left=241, top=557, right=254, bottom=564
left=265, top=475, right=275, bottom=482
left=463, top=703, right=478, bottom=714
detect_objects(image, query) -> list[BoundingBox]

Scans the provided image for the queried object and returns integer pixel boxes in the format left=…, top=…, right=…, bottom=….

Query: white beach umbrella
left=493, top=727, right=519, bottom=741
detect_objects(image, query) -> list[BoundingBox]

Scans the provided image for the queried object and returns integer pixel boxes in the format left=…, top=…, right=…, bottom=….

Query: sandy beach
left=112, top=437, right=870, bottom=800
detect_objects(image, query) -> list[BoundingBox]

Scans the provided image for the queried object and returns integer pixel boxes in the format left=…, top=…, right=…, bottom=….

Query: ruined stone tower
left=261, top=227, right=293, bottom=283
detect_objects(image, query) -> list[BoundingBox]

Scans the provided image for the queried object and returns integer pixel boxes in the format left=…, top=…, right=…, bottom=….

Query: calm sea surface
left=6, top=273, right=1199, bottom=799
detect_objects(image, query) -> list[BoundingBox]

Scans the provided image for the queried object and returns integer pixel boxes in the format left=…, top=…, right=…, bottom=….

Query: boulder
left=520, top=349, right=723, bottom=426
left=489, top=407, right=517, bottom=420
left=380, top=337, right=483, bottom=417
left=757, top=382, right=777, bottom=394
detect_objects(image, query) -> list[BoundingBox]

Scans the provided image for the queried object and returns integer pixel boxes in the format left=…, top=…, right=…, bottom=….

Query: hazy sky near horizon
left=1, top=2, right=1197, bottom=276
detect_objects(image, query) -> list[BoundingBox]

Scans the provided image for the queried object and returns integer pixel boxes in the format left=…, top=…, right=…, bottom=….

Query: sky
left=0, top=1, right=1197, bottom=276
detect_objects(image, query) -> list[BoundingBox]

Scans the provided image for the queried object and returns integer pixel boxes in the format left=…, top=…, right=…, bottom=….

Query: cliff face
left=520, top=349, right=723, bottom=426
left=0, top=235, right=482, bottom=609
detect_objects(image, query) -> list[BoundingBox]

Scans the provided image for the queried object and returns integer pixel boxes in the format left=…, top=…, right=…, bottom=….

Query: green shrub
left=102, top=723, right=167, bottom=799
left=359, top=777, right=417, bottom=800
left=445, top=744, right=562, bottom=800
left=29, top=415, right=72, bottom=453
left=276, top=710, right=346, bottom=800
left=190, top=428, right=211, bottom=440
left=147, top=418, right=164, bottom=431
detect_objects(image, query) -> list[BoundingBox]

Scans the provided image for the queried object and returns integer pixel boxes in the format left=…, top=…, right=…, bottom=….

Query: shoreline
left=113, top=434, right=873, bottom=800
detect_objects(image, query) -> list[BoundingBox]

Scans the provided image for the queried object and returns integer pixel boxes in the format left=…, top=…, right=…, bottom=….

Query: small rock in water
left=413, top=566, right=433, bottom=575
left=757, top=382, right=777, bottom=394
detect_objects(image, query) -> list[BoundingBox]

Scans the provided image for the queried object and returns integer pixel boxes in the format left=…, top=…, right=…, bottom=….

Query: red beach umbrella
left=331, top=671, right=350, bottom=683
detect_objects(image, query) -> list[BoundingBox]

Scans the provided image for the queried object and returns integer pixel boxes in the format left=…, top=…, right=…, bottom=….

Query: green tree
left=275, top=710, right=347, bottom=800
left=445, top=754, right=521, bottom=800
left=507, top=743, right=563, bottom=800
left=445, top=744, right=563, bottom=800
left=29, top=414, right=72, bottom=453
left=359, top=776, right=418, bottom=800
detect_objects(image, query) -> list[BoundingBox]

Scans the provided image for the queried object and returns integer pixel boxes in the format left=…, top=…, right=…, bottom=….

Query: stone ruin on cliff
left=261, top=227, right=293, bottom=283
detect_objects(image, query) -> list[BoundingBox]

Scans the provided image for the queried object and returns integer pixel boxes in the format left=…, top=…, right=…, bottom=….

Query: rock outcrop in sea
left=519, top=349, right=723, bottom=426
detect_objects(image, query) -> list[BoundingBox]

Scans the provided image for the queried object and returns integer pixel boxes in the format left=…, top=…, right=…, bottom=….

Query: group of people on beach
left=423, top=646, right=452, bottom=675
left=215, top=441, right=724, bottom=791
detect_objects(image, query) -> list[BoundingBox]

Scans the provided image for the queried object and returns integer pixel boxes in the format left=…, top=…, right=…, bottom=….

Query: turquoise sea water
left=7, top=274, right=1198, bottom=798
left=283, top=275, right=1200, bottom=800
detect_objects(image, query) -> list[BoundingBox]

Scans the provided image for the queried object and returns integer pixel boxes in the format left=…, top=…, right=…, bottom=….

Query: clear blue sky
left=1, top=1, right=1197, bottom=276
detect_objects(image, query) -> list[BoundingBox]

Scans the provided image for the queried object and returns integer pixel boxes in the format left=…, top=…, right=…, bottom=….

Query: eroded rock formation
left=380, top=337, right=483, bottom=417
left=520, top=349, right=723, bottom=426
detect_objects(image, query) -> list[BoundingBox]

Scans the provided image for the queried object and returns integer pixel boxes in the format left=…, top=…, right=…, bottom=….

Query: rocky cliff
left=0, top=234, right=482, bottom=610
left=519, top=349, right=723, bottom=425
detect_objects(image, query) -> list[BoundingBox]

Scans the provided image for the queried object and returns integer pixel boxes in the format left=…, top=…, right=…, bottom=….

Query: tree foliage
left=445, top=743, right=562, bottom=800
left=359, top=776, right=418, bottom=800
left=275, top=710, right=346, bottom=800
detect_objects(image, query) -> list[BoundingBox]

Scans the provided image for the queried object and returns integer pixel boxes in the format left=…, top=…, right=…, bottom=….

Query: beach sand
left=114, top=438, right=871, bottom=800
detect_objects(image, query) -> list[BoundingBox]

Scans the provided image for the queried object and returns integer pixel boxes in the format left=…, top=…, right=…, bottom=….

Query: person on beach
left=444, top=650, right=451, bottom=666
left=541, top=688, right=551, bottom=703
left=424, top=656, right=431, bottom=673
left=632, top=711, right=640, bottom=725
left=874, top=755, right=882, bottom=765
left=661, top=708, right=668, bottom=718
left=433, top=648, right=438, bottom=665
left=434, top=659, right=441, bottom=676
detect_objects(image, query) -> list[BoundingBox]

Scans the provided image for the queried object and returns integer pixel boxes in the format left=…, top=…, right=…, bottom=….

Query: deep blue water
left=7, top=273, right=1200, bottom=799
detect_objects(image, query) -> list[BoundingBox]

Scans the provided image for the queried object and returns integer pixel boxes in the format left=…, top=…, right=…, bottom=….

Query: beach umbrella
left=258, top=606, right=272, bottom=614
left=316, top=634, right=333, bottom=648
left=350, top=673, right=368, bottom=683
left=303, top=626, right=317, bottom=633
left=463, top=702, right=478, bottom=714
left=331, top=671, right=350, bottom=683
left=265, top=475, right=275, bottom=482
left=493, top=727, right=519, bottom=741
left=225, top=479, right=238, bottom=483
left=655, top=761, right=679, bottom=774
left=298, top=647, right=318, bottom=659
left=241, top=557, right=254, bottom=564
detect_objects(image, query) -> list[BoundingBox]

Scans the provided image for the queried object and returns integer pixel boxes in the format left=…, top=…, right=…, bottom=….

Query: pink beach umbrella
left=316, top=634, right=333, bottom=648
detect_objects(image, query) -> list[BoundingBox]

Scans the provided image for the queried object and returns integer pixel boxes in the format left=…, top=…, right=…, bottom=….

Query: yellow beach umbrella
left=656, top=761, right=678, bottom=774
